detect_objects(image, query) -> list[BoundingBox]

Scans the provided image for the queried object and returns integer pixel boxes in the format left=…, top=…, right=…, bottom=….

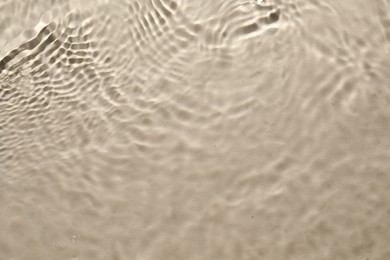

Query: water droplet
left=71, top=235, right=78, bottom=243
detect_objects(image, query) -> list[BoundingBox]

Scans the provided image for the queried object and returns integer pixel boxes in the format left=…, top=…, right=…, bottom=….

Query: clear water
left=1, top=0, right=390, bottom=259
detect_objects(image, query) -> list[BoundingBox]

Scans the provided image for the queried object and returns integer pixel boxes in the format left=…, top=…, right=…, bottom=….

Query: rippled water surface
left=1, top=0, right=390, bottom=259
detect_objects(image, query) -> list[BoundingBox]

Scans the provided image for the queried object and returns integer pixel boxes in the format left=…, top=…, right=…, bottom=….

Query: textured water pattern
left=1, top=0, right=390, bottom=259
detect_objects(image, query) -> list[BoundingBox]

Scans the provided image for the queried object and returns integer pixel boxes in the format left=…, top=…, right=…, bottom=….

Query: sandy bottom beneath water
left=1, top=0, right=390, bottom=259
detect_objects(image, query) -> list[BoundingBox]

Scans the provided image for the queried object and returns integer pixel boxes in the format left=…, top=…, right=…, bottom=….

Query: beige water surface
left=1, top=0, right=390, bottom=259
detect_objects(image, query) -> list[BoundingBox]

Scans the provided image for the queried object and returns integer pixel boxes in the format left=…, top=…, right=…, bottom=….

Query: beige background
left=1, top=0, right=390, bottom=259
